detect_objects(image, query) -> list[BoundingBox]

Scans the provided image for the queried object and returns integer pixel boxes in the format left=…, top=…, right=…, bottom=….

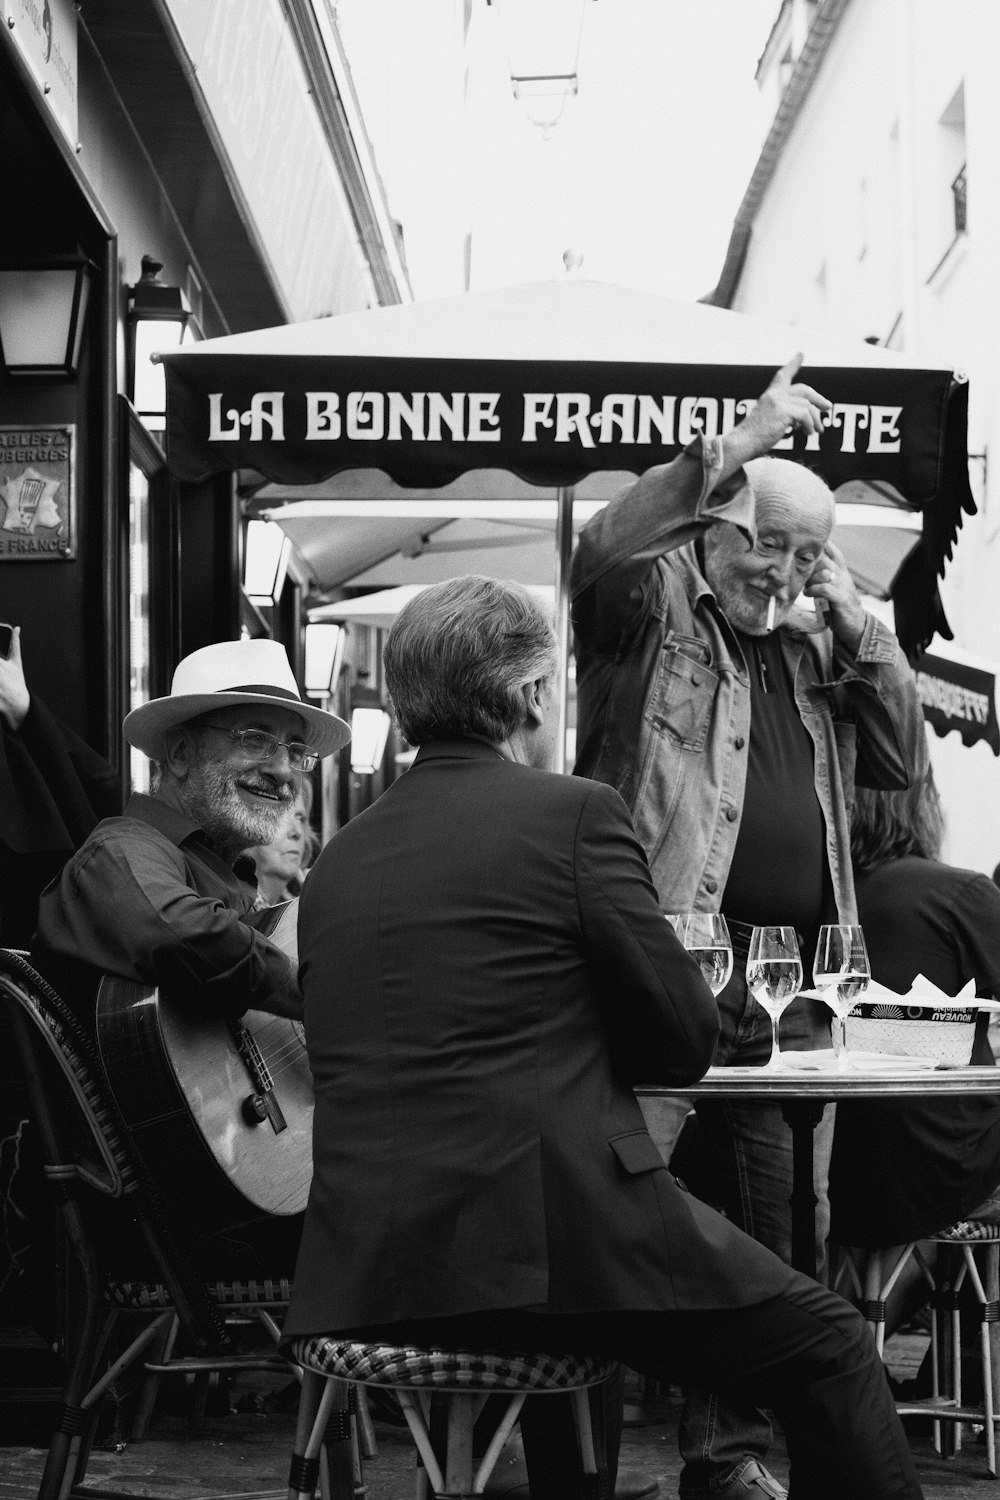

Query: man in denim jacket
left=571, top=357, right=928, bottom=1500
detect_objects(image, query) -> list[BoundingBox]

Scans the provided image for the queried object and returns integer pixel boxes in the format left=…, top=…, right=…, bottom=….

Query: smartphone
left=0, top=624, right=13, bottom=660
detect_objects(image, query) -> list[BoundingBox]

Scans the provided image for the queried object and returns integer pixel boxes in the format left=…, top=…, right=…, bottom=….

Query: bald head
left=703, top=459, right=835, bottom=636
left=744, top=458, right=835, bottom=534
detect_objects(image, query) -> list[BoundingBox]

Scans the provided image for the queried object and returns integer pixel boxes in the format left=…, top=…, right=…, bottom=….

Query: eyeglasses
left=204, top=725, right=318, bottom=772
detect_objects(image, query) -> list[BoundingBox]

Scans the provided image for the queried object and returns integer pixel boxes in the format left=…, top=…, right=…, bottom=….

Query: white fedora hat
left=123, top=639, right=351, bottom=761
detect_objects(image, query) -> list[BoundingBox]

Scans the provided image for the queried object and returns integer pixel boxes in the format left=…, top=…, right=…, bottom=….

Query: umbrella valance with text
left=914, top=649, right=1000, bottom=756
left=164, top=353, right=959, bottom=500
left=158, top=280, right=976, bottom=654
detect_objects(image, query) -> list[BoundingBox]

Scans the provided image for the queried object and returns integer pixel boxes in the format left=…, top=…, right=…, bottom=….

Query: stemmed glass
left=675, top=913, right=734, bottom=997
left=746, top=926, right=803, bottom=1069
left=813, top=924, right=871, bottom=1069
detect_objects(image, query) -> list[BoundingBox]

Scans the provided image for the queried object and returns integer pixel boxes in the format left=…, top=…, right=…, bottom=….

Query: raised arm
left=571, top=356, right=832, bottom=651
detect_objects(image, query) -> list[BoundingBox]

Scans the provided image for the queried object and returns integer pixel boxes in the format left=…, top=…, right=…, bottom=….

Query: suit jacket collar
left=413, top=738, right=509, bottom=767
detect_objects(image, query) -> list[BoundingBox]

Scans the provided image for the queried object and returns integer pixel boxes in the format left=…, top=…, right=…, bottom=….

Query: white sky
left=337, top=0, right=779, bottom=304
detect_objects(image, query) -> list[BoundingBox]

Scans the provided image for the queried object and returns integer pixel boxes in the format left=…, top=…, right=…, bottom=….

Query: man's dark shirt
left=32, top=791, right=295, bottom=1021
left=722, top=628, right=832, bottom=936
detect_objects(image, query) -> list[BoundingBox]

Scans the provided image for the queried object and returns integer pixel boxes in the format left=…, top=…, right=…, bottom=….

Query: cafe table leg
left=781, top=1100, right=827, bottom=1279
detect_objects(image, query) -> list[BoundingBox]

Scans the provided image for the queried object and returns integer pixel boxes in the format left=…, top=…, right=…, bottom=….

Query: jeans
left=643, top=926, right=837, bottom=1497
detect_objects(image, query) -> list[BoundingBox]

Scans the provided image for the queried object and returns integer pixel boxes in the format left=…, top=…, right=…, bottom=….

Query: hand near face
left=0, top=627, right=30, bottom=733
left=803, top=540, right=866, bottom=652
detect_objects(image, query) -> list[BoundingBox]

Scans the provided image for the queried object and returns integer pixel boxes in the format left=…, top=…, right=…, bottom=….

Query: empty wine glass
left=677, top=912, right=734, bottom=997
left=813, top=924, right=871, bottom=1068
left=746, top=926, right=803, bottom=1069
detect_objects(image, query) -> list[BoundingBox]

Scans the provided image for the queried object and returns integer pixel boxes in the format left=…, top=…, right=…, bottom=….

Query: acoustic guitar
left=95, top=900, right=314, bottom=1228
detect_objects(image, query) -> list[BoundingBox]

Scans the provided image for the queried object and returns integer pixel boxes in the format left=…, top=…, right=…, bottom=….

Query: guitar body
left=96, top=903, right=313, bottom=1229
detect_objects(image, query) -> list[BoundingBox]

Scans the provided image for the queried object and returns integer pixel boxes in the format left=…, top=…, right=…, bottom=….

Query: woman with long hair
left=830, top=768, right=1000, bottom=1252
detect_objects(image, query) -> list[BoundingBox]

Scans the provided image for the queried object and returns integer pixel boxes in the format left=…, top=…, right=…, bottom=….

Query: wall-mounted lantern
left=305, top=622, right=346, bottom=699
left=244, top=519, right=292, bottom=610
left=350, top=706, right=392, bottom=775
left=0, top=254, right=98, bottom=377
left=127, top=254, right=190, bottom=429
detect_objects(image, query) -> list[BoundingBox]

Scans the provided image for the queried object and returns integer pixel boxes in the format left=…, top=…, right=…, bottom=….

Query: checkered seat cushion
left=290, top=1339, right=613, bottom=1391
left=107, top=1277, right=294, bottom=1310
left=933, top=1220, right=1000, bottom=1243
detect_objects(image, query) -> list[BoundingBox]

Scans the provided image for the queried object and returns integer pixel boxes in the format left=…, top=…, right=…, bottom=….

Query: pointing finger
left=774, top=352, right=804, bottom=386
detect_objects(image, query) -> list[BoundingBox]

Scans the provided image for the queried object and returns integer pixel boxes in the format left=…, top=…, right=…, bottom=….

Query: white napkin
left=778, top=1049, right=939, bottom=1072
left=801, top=976, right=1000, bottom=1012
left=865, top=975, right=999, bottom=1012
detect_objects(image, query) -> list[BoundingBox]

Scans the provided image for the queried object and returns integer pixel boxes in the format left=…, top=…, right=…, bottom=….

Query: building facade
left=709, top=0, right=1000, bottom=871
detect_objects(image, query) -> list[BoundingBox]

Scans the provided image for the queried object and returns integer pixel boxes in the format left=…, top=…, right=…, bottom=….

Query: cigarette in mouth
left=766, top=596, right=777, bottom=632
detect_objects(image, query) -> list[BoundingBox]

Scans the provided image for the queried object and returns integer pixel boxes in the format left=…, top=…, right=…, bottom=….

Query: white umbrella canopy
left=285, top=496, right=920, bottom=599
left=252, top=464, right=628, bottom=593
left=162, top=276, right=975, bottom=656
left=167, top=277, right=917, bottom=367
left=312, top=583, right=556, bottom=629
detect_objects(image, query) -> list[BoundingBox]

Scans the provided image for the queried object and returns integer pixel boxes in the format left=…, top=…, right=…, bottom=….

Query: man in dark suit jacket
left=284, top=576, right=922, bottom=1500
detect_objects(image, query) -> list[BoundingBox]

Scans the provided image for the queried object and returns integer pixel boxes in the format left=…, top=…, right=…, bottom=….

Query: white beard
left=185, top=757, right=291, bottom=857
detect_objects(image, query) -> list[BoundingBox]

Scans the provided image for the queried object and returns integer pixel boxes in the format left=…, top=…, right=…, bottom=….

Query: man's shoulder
left=517, top=764, right=627, bottom=818
left=66, top=806, right=185, bottom=873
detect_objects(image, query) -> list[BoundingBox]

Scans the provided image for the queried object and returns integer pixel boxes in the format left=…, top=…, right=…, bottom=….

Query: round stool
left=916, top=1219, right=1000, bottom=1475
left=287, top=1338, right=615, bottom=1499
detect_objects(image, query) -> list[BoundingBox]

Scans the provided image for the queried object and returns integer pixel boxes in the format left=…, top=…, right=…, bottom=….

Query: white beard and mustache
left=185, top=756, right=293, bottom=855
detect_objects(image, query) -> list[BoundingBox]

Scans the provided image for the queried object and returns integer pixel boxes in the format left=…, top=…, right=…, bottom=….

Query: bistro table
left=637, top=1063, right=1000, bottom=1278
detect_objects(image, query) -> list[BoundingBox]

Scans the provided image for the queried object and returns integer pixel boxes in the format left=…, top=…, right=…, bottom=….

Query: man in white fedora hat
left=33, top=637, right=350, bottom=1026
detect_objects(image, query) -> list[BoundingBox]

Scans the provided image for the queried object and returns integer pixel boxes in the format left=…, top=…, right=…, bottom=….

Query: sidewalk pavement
left=2, top=1333, right=998, bottom=1498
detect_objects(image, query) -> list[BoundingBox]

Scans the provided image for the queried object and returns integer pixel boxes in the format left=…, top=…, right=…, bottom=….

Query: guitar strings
left=247, top=1020, right=308, bottom=1080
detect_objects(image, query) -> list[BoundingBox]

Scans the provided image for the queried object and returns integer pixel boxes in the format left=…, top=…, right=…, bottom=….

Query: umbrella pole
left=553, top=485, right=575, bottom=774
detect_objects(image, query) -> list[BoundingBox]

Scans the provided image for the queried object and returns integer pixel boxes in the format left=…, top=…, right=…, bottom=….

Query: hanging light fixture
left=487, top=0, right=594, bottom=136
left=0, top=254, right=97, bottom=377
left=127, top=255, right=191, bottom=430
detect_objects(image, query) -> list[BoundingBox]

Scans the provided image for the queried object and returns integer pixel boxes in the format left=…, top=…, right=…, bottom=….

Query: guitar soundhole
left=243, top=1093, right=270, bottom=1125
left=236, top=1027, right=288, bottom=1134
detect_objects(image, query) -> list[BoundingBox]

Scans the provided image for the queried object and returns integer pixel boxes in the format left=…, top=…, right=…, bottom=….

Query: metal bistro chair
left=286, top=1337, right=615, bottom=1500
left=0, top=948, right=351, bottom=1500
left=837, top=1221, right=1000, bottom=1476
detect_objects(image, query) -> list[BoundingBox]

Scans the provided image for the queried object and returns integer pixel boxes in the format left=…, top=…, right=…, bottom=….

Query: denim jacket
left=570, top=439, right=928, bottom=922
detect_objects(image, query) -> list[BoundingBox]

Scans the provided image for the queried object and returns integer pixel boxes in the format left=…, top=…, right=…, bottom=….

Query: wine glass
left=813, top=924, right=871, bottom=1069
left=746, top=926, right=803, bottom=1069
left=677, top=912, right=734, bottom=997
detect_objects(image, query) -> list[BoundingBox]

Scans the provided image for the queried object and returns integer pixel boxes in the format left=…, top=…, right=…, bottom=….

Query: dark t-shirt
left=830, top=856, right=1000, bottom=1245
left=723, top=629, right=832, bottom=936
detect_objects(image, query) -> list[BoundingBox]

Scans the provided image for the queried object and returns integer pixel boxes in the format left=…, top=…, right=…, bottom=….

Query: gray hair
left=383, top=576, right=558, bottom=746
